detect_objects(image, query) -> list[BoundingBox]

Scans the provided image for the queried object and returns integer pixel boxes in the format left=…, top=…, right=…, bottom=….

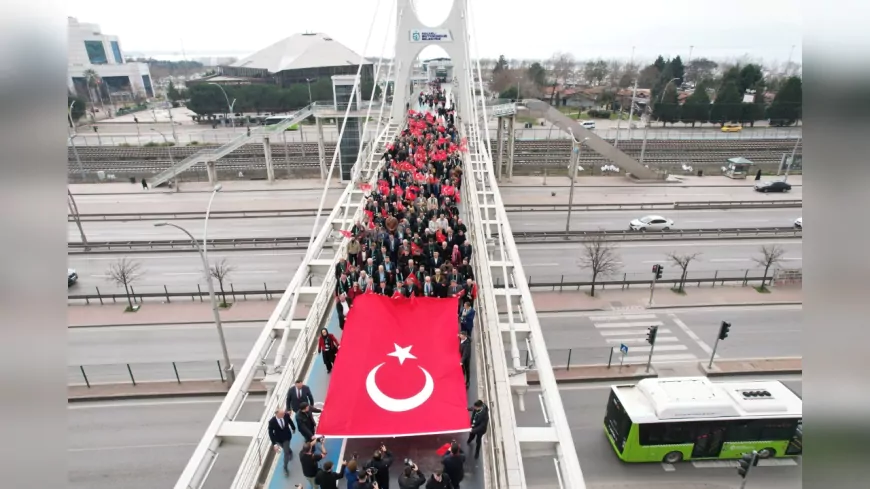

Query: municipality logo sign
left=409, top=29, right=452, bottom=42
left=411, top=30, right=422, bottom=42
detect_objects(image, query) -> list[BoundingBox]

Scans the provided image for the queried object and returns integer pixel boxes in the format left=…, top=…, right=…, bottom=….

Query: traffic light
left=655, top=265, right=663, bottom=280
left=646, top=325, right=658, bottom=345
left=737, top=451, right=758, bottom=478
left=718, top=321, right=731, bottom=340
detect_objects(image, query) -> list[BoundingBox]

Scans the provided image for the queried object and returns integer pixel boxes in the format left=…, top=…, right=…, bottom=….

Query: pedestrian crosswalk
left=589, top=312, right=698, bottom=363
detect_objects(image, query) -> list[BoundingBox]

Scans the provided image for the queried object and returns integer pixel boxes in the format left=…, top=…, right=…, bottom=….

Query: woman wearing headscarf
left=317, top=328, right=340, bottom=374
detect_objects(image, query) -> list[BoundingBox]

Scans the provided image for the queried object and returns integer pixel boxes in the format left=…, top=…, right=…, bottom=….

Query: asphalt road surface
left=69, top=216, right=319, bottom=241
left=536, top=305, right=801, bottom=365
left=67, top=240, right=801, bottom=295
left=69, top=397, right=265, bottom=489
left=69, top=321, right=269, bottom=385
left=514, top=380, right=802, bottom=489
left=500, top=184, right=803, bottom=205
left=510, top=207, right=802, bottom=232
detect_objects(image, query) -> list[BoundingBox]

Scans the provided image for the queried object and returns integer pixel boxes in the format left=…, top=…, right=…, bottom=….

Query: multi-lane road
left=69, top=321, right=272, bottom=385
left=69, top=397, right=264, bottom=489
left=537, top=305, right=801, bottom=365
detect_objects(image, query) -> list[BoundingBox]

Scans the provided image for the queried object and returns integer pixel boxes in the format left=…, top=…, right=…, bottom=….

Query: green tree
left=669, top=56, right=685, bottom=85
left=167, top=81, right=181, bottom=102
left=67, top=94, right=86, bottom=125
left=526, top=62, right=547, bottom=88
left=679, top=85, right=711, bottom=127
left=767, top=76, right=802, bottom=126
left=652, top=84, right=680, bottom=126
left=637, top=64, right=660, bottom=88
left=738, top=64, right=764, bottom=94
left=187, top=84, right=225, bottom=115
left=493, top=55, right=508, bottom=76
left=499, top=86, right=518, bottom=100
left=686, top=58, right=717, bottom=85
left=710, top=82, right=742, bottom=124
left=653, top=55, right=666, bottom=73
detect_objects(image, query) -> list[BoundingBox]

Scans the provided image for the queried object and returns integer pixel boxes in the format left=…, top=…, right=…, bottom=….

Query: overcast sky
left=68, top=0, right=802, bottom=65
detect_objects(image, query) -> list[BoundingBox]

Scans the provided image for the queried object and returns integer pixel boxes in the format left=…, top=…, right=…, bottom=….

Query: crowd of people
left=269, top=82, right=490, bottom=489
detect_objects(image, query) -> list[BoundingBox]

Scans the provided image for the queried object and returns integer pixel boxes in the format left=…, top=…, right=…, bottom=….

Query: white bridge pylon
left=175, top=1, right=586, bottom=488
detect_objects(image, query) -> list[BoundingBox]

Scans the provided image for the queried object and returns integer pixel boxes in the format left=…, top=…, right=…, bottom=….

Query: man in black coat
left=441, top=443, right=465, bottom=488
left=267, top=407, right=296, bottom=476
left=296, top=402, right=318, bottom=442
left=459, top=330, right=471, bottom=389
left=286, top=379, right=315, bottom=413
left=467, top=400, right=489, bottom=460
left=425, top=469, right=454, bottom=489
left=365, top=444, right=395, bottom=489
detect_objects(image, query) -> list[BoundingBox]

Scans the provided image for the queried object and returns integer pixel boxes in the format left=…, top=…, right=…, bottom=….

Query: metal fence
left=69, top=359, right=255, bottom=387
left=512, top=126, right=802, bottom=141
left=495, top=269, right=788, bottom=291
left=67, top=282, right=296, bottom=305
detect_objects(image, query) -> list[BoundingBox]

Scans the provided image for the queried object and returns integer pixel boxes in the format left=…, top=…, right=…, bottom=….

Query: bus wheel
left=663, top=451, right=683, bottom=463
left=758, top=447, right=776, bottom=459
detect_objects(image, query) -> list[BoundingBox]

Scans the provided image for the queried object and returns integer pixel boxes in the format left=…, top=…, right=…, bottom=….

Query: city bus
left=604, top=377, right=802, bottom=463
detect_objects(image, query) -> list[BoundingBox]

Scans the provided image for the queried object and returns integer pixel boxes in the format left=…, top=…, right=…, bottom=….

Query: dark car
left=754, top=180, right=792, bottom=193
left=68, top=269, right=78, bottom=287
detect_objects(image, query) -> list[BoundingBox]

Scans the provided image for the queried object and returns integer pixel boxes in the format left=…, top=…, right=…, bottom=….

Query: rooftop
left=615, top=377, right=802, bottom=424
left=230, top=33, right=370, bottom=73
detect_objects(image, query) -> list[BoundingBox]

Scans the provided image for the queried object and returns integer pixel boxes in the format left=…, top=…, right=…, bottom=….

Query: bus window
left=604, top=391, right=631, bottom=453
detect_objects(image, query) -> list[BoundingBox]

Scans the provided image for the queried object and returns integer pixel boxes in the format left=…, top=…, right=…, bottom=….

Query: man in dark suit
left=467, top=400, right=489, bottom=460
left=296, top=401, right=318, bottom=442
left=287, top=379, right=315, bottom=413
left=459, top=330, right=471, bottom=389
left=268, top=407, right=297, bottom=476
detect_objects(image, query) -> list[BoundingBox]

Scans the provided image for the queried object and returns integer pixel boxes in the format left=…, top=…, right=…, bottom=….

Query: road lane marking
left=669, top=314, right=714, bottom=356
left=606, top=337, right=678, bottom=344
left=594, top=321, right=665, bottom=328
left=618, top=344, right=688, bottom=353
left=589, top=314, right=657, bottom=321
left=661, top=463, right=676, bottom=472
left=599, top=328, right=672, bottom=336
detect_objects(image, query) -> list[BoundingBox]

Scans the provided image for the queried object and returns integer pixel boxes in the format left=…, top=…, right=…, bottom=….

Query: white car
left=629, top=215, right=674, bottom=231
left=794, top=217, right=802, bottom=229
left=581, top=120, right=596, bottom=130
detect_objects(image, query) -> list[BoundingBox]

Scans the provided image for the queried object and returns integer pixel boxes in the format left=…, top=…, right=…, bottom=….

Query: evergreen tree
left=653, top=55, right=666, bottom=73
left=738, top=64, right=764, bottom=94
left=680, top=85, right=711, bottom=127
left=767, top=76, right=802, bottom=126
left=652, top=84, right=680, bottom=126
left=670, top=56, right=685, bottom=85
left=710, top=82, right=742, bottom=124
left=493, top=55, right=508, bottom=75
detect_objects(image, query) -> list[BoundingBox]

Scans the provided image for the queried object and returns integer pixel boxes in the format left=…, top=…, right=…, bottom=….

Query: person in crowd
left=459, top=330, right=471, bottom=389
left=467, top=400, right=490, bottom=460
left=397, top=462, right=426, bottom=489
left=365, top=444, right=394, bottom=489
left=441, top=442, right=465, bottom=488
left=296, top=402, right=318, bottom=442
left=425, top=469, right=453, bottom=489
left=286, top=379, right=315, bottom=414
left=314, top=460, right=346, bottom=489
left=459, top=301, right=476, bottom=336
left=317, top=328, right=340, bottom=373
left=267, top=407, right=296, bottom=476
left=299, top=439, right=327, bottom=489
left=336, top=293, right=352, bottom=330
left=344, top=459, right=360, bottom=489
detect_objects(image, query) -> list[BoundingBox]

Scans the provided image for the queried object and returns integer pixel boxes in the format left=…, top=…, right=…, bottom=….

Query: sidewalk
left=701, top=357, right=802, bottom=376
left=67, top=299, right=296, bottom=327
left=532, top=285, right=802, bottom=312
left=502, top=175, right=802, bottom=188
left=69, top=178, right=344, bottom=196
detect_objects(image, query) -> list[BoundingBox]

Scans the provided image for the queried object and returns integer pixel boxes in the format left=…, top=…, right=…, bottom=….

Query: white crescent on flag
left=365, top=344, right=434, bottom=413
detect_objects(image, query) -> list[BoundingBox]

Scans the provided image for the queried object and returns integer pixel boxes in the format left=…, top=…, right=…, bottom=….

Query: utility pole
left=640, top=78, right=678, bottom=167
left=167, top=104, right=179, bottom=144
left=565, top=137, right=588, bottom=233
left=67, top=189, right=89, bottom=250
left=69, top=135, right=84, bottom=176
left=627, top=78, right=638, bottom=141
left=783, top=135, right=801, bottom=182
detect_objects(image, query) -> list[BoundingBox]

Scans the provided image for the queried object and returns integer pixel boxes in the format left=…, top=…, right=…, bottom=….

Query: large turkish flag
left=316, top=294, right=470, bottom=438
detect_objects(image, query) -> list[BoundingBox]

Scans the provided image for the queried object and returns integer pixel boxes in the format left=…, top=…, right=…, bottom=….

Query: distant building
left=67, top=17, right=154, bottom=102
left=205, top=33, right=373, bottom=88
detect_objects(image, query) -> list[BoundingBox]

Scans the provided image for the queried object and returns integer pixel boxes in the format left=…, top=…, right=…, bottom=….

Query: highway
left=536, top=305, right=801, bottom=365
left=69, top=322, right=270, bottom=384
left=69, top=397, right=265, bottom=489
left=500, top=184, right=803, bottom=204
left=514, top=380, right=802, bottom=489
left=68, top=240, right=801, bottom=295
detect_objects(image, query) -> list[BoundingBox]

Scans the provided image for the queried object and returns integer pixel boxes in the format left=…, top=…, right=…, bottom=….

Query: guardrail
left=503, top=200, right=802, bottom=212
left=68, top=208, right=325, bottom=222
left=505, top=227, right=801, bottom=243
left=68, top=283, right=288, bottom=304
left=68, top=237, right=314, bottom=254
left=69, top=359, right=246, bottom=387
left=496, top=272, right=774, bottom=291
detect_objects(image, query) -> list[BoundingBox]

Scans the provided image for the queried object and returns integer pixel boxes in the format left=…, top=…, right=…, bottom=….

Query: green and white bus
left=604, top=377, right=802, bottom=463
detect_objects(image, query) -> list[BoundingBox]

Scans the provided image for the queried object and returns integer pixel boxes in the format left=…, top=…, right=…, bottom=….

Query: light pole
left=68, top=100, right=76, bottom=134
left=68, top=188, right=88, bottom=249
left=640, top=77, right=679, bottom=166
left=566, top=135, right=589, bottom=233
left=305, top=78, right=316, bottom=104
left=209, top=82, right=236, bottom=129
left=133, top=116, right=141, bottom=145
left=151, top=128, right=179, bottom=192
left=154, top=184, right=235, bottom=384
left=68, top=135, right=84, bottom=176
left=784, top=135, right=801, bottom=183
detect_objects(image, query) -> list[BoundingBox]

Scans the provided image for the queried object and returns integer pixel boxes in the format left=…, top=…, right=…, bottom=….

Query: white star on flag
left=387, top=344, right=417, bottom=365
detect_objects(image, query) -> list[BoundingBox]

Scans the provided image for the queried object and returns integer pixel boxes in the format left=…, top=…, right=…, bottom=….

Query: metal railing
left=68, top=237, right=314, bottom=254
left=67, top=282, right=289, bottom=304
left=506, top=227, right=802, bottom=243
left=503, top=200, right=803, bottom=212
left=494, top=270, right=784, bottom=291
left=69, top=359, right=249, bottom=387
left=68, top=208, right=326, bottom=222
left=511, top=126, right=802, bottom=141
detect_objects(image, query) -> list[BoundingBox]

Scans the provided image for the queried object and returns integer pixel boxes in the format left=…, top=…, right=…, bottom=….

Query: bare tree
left=753, top=245, right=786, bottom=289
left=210, top=258, right=236, bottom=306
left=548, top=52, right=575, bottom=103
left=667, top=252, right=701, bottom=293
left=606, top=59, right=624, bottom=87
left=107, top=257, right=143, bottom=310
left=579, top=234, right=622, bottom=297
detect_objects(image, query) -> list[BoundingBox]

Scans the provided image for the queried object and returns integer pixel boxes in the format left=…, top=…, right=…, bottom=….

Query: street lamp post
left=566, top=136, right=589, bottom=233
left=640, top=77, right=679, bottom=166
left=209, top=83, right=236, bottom=129
left=305, top=78, right=316, bottom=105
left=68, top=100, right=76, bottom=135
left=68, top=135, right=84, bottom=176
left=154, top=184, right=235, bottom=384
left=784, top=135, right=801, bottom=182
left=68, top=188, right=89, bottom=249
left=151, top=128, right=179, bottom=192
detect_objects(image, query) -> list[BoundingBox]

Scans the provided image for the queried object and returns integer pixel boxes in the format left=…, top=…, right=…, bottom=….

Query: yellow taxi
left=721, top=123, right=743, bottom=132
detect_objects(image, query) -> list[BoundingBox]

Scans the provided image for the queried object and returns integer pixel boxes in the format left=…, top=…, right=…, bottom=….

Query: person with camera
left=299, top=439, right=326, bottom=489
left=364, top=444, right=394, bottom=489
left=425, top=469, right=454, bottom=489
left=397, top=460, right=426, bottom=489
left=314, top=460, right=346, bottom=489
left=440, top=442, right=465, bottom=488
left=355, top=467, right=379, bottom=489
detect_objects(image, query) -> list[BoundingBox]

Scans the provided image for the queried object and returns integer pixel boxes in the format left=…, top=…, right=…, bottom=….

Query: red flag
left=316, top=295, right=470, bottom=437
left=359, top=183, right=372, bottom=192
left=436, top=443, right=452, bottom=456
left=339, top=229, right=353, bottom=239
